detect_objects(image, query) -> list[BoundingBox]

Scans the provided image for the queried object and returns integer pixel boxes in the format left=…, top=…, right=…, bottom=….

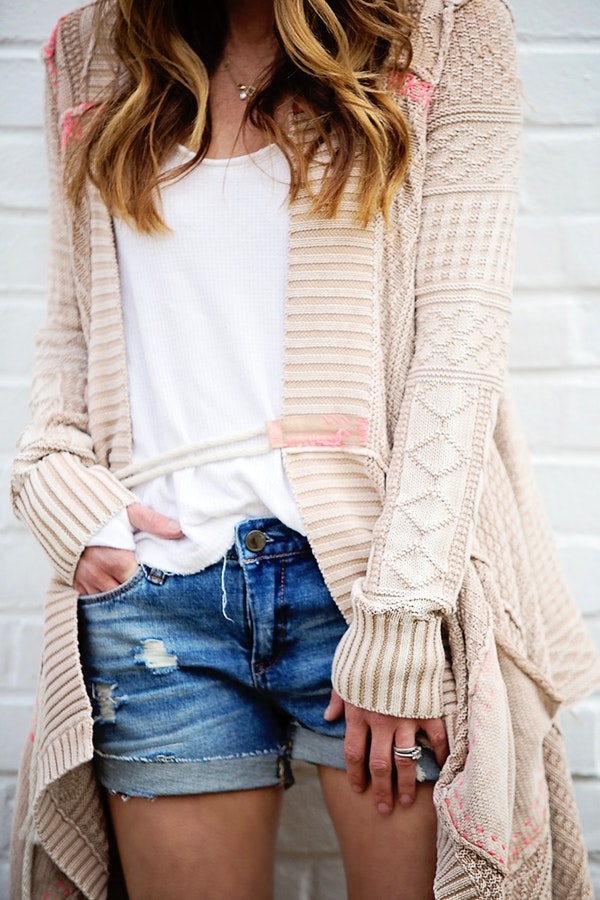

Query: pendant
left=238, top=84, right=256, bottom=101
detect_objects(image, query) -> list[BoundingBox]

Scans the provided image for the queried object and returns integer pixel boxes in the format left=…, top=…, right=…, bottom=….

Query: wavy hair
left=67, top=0, right=413, bottom=232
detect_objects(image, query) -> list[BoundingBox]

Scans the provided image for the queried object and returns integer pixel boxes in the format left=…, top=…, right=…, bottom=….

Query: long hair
left=67, top=0, right=413, bottom=232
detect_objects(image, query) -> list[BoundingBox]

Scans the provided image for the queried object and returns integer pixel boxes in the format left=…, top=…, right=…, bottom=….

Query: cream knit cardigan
left=10, top=0, right=600, bottom=897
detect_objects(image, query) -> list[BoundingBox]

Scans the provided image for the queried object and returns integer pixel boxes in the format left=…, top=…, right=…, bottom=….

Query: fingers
left=75, top=546, right=138, bottom=595
left=368, top=718, right=398, bottom=815
left=341, top=704, right=448, bottom=817
left=344, top=706, right=406, bottom=815
left=343, top=706, right=370, bottom=796
left=127, top=502, right=183, bottom=539
left=392, top=724, right=420, bottom=809
left=422, top=718, right=449, bottom=768
left=324, top=688, right=345, bottom=722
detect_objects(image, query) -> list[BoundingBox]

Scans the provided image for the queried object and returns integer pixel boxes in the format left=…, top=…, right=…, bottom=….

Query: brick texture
left=0, top=0, right=599, bottom=896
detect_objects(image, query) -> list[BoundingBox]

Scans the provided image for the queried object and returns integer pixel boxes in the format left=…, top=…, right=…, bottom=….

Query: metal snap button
left=245, top=529, right=267, bottom=552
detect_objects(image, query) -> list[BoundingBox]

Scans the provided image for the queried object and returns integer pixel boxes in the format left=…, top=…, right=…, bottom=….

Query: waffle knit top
left=10, top=0, right=600, bottom=897
left=89, top=142, right=306, bottom=572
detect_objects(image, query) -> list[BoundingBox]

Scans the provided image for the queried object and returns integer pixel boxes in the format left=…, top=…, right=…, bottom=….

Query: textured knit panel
left=437, top=568, right=518, bottom=878
left=508, top=836, right=553, bottom=900
left=36, top=763, right=108, bottom=899
left=453, top=849, right=506, bottom=898
left=86, top=187, right=133, bottom=470
left=280, top=150, right=387, bottom=618
left=435, top=847, right=497, bottom=900
left=9, top=716, right=31, bottom=900
left=332, top=0, right=521, bottom=718
left=283, top=166, right=377, bottom=419
left=491, top=391, right=600, bottom=704
left=433, top=561, right=597, bottom=900
left=30, top=850, right=83, bottom=900
left=472, top=441, right=552, bottom=675
left=36, top=579, right=94, bottom=783
left=379, top=0, right=520, bottom=604
left=543, top=725, right=594, bottom=900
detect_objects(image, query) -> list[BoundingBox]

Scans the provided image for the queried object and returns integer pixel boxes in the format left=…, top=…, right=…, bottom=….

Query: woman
left=10, top=0, right=600, bottom=897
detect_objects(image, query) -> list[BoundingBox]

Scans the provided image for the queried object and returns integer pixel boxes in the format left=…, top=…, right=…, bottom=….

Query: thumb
left=126, top=502, right=184, bottom=539
left=324, top=687, right=345, bottom=722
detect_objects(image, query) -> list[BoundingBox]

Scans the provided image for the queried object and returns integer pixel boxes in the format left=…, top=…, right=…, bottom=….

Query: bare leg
left=318, top=767, right=437, bottom=900
left=108, top=786, right=283, bottom=900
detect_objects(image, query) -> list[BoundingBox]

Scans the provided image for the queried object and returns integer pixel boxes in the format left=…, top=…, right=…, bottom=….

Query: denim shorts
left=78, top=517, right=441, bottom=797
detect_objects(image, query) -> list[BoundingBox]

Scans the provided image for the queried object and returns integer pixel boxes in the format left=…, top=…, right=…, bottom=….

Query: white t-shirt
left=89, top=143, right=305, bottom=572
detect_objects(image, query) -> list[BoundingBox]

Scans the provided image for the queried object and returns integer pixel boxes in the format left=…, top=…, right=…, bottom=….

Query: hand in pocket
left=74, top=503, right=183, bottom=595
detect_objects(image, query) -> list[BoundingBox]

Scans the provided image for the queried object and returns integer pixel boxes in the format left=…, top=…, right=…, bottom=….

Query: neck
left=225, top=0, right=276, bottom=49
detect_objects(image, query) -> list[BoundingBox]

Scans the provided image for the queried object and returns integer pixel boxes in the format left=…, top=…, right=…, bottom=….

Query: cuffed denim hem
left=291, top=724, right=346, bottom=770
left=95, top=747, right=288, bottom=798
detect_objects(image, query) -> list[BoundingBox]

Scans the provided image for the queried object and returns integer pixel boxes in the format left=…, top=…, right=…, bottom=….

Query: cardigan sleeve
left=10, top=38, right=135, bottom=586
left=332, top=0, right=521, bottom=718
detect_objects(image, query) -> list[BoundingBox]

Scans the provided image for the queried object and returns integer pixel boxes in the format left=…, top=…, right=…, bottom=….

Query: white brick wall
left=1, top=1, right=599, bottom=897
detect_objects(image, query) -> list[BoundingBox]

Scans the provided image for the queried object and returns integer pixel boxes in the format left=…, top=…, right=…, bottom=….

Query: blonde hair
left=67, top=0, right=413, bottom=232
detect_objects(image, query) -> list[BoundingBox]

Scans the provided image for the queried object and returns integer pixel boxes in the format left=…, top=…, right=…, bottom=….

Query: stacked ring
left=392, top=744, right=423, bottom=760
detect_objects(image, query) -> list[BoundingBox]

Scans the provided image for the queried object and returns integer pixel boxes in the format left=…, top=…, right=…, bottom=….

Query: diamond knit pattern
left=332, top=0, right=522, bottom=722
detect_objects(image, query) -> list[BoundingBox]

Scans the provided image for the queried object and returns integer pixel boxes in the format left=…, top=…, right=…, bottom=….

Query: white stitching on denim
left=220, top=554, right=234, bottom=622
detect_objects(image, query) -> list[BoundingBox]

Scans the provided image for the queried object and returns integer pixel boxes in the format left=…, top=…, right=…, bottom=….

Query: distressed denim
left=78, top=517, right=440, bottom=797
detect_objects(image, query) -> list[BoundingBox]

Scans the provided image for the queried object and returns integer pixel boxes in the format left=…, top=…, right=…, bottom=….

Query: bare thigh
left=108, top=786, right=283, bottom=900
left=319, top=767, right=437, bottom=900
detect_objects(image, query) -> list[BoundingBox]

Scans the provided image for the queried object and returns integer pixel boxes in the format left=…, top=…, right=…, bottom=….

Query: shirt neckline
left=176, top=143, right=279, bottom=167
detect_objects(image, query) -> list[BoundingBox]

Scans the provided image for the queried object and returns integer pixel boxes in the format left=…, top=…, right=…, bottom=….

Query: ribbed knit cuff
left=13, top=452, right=135, bottom=586
left=331, top=580, right=446, bottom=719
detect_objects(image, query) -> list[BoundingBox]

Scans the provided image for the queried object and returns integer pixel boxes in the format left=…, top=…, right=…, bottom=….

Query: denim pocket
left=78, top=565, right=145, bottom=606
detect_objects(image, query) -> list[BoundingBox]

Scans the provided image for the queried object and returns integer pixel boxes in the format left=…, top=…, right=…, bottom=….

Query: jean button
left=245, top=529, right=267, bottom=552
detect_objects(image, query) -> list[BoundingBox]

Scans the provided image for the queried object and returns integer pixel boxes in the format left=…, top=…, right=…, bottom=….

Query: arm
left=10, top=31, right=136, bottom=586
left=332, top=0, right=521, bottom=719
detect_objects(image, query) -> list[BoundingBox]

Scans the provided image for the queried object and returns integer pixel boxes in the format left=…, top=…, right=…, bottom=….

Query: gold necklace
left=222, top=58, right=257, bottom=101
